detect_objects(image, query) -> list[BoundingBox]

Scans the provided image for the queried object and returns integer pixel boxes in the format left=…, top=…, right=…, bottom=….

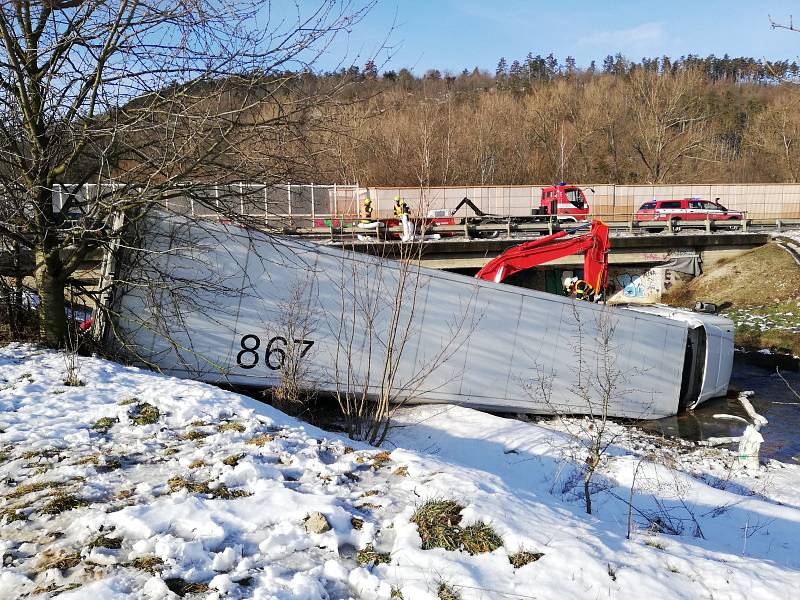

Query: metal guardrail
left=286, top=212, right=800, bottom=240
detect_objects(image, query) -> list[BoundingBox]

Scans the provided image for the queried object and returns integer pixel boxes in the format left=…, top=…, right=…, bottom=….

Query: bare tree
left=526, top=303, right=639, bottom=515
left=0, top=0, right=374, bottom=346
left=328, top=213, right=478, bottom=445
left=628, top=69, right=708, bottom=183
left=746, top=92, right=800, bottom=182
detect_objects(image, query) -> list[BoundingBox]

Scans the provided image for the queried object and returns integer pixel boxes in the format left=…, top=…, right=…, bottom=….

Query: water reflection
left=640, top=357, right=800, bottom=463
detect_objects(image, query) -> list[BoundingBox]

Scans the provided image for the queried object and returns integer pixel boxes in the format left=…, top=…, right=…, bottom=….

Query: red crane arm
left=475, top=220, right=610, bottom=293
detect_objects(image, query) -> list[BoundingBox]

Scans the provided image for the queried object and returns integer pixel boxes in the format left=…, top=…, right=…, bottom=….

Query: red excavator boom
left=475, top=220, right=610, bottom=299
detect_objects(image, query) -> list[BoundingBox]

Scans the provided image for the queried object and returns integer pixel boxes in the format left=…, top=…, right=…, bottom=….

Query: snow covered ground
left=2, top=345, right=800, bottom=599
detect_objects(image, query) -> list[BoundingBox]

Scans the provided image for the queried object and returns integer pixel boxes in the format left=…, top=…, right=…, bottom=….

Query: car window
left=639, top=202, right=656, bottom=210
left=704, top=201, right=724, bottom=210
left=689, top=201, right=703, bottom=209
left=564, top=189, right=585, bottom=209
left=659, top=201, right=682, bottom=209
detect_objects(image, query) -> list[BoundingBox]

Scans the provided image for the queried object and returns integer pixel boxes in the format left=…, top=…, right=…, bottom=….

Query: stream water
left=640, top=357, right=800, bottom=463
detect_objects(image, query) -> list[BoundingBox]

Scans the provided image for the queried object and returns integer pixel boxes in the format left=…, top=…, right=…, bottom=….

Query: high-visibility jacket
left=393, top=196, right=409, bottom=217
left=361, top=197, right=373, bottom=221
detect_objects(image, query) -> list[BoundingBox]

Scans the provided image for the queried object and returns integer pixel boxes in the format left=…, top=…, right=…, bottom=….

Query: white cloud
left=578, top=22, right=666, bottom=49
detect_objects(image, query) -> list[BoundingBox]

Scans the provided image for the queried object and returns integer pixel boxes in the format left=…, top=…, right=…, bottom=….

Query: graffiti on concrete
left=610, top=268, right=664, bottom=303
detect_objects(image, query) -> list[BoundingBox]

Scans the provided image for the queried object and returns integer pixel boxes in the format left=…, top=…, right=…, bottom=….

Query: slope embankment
left=663, top=241, right=800, bottom=355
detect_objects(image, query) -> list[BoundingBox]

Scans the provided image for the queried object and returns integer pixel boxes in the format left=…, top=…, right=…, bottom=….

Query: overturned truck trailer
left=108, top=215, right=734, bottom=419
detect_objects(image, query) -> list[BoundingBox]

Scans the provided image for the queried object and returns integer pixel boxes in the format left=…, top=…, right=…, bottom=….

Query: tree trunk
left=35, top=251, right=67, bottom=347
left=584, top=473, right=593, bottom=515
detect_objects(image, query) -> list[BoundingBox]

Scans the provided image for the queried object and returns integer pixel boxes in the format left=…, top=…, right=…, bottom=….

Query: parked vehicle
left=532, top=182, right=591, bottom=222
left=422, top=183, right=592, bottom=238
left=636, top=198, right=743, bottom=231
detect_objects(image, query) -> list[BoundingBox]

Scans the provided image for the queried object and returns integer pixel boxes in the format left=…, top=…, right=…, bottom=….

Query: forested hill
left=300, top=53, right=800, bottom=187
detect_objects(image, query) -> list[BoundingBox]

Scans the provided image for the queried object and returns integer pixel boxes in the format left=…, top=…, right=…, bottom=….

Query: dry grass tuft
left=88, top=534, right=122, bottom=550
left=461, top=522, right=503, bottom=555
left=164, top=577, right=210, bottom=596
left=245, top=433, right=274, bottom=446
left=128, top=402, right=160, bottom=426
left=8, top=480, right=66, bottom=499
left=118, top=397, right=138, bottom=406
left=167, top=476, right=250, bottom=499
left=74, top=454, right=100, bottom=466
left=356, top=543, right=391, bottom=566
left=91, top=417, right=119, bottom=433
left=40, top=493, right=88, bottom=515
left=411, top=500, right=464, bottom=551
left=222, top=453, right=245, bottom=467
left=36, top=551, right=81, bottom=572
left=188, top=459, right=207, bottom=469
left=509, top=550, right=544, bottom=568
left=130, top=555, right=164, bottom=574
left=218, top=422, right=246, bottom=433
left=181, top=430, right=210, bottom=441
left=1, top=507, right=27, bottom=523
left=372, top=451, right=392, bottom=468
left=437, top=582, right=460, bottom=600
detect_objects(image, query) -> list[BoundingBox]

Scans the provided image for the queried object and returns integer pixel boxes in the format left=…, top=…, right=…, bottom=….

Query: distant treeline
left=294, top=53, right=800, bottom=187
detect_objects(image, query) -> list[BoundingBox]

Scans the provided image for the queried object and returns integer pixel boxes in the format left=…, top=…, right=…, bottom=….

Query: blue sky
left=299, top=0, right=800, bottom=74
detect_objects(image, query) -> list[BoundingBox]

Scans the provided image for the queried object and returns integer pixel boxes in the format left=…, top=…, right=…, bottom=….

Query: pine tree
left=565, top=56, right=577, bottom=76
left=545, top=53, right=559, bottom=79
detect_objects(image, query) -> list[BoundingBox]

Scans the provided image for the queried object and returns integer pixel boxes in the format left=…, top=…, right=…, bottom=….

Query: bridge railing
left=288, top=212, right=800, bottom=241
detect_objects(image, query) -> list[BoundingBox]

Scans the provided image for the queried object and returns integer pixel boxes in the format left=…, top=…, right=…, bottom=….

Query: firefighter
left=360, top=196, right=373, bottom=223
left=393, top=195, right=410, bottom=218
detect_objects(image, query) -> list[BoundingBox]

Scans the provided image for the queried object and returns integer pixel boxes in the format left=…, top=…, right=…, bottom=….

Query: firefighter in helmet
left=361, top=195, right=373, bottom=223
left=393, top=195, right=410, bottom=218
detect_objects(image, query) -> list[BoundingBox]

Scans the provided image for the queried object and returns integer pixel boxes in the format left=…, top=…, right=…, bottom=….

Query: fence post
left=263, top=184, right=268, bottom=226
left=777, top=218, right=783, bottom=232
left=287, top=183, right=292, bottom=226
left=506, top=216, right=511, bottom=238
left=705, top=214, right=711, bottom=233
left=311, top=184, right=315, bottom=222
left=742, top=214, right=748, bottom=232
left=333, top=183, right=338, bottom=218
left=239, top=182, right=244, bottom=215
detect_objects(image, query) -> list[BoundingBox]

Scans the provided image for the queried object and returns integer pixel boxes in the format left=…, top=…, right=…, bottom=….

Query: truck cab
left=536, top=183, right=590, bottom=222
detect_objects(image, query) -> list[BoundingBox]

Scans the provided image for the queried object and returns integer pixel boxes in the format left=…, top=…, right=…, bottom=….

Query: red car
left=636, top=198, right=743, bottom=230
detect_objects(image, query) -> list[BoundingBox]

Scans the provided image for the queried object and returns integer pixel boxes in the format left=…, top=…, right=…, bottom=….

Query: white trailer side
left=110, top=216, right=726, bottom=419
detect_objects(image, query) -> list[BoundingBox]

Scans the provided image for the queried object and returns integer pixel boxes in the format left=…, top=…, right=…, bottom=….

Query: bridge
left=325, top=229, right=772, bottom=272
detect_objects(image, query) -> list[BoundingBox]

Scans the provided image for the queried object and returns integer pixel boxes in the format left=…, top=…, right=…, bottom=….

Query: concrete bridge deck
left=331, top=231, right=771, bottom=271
